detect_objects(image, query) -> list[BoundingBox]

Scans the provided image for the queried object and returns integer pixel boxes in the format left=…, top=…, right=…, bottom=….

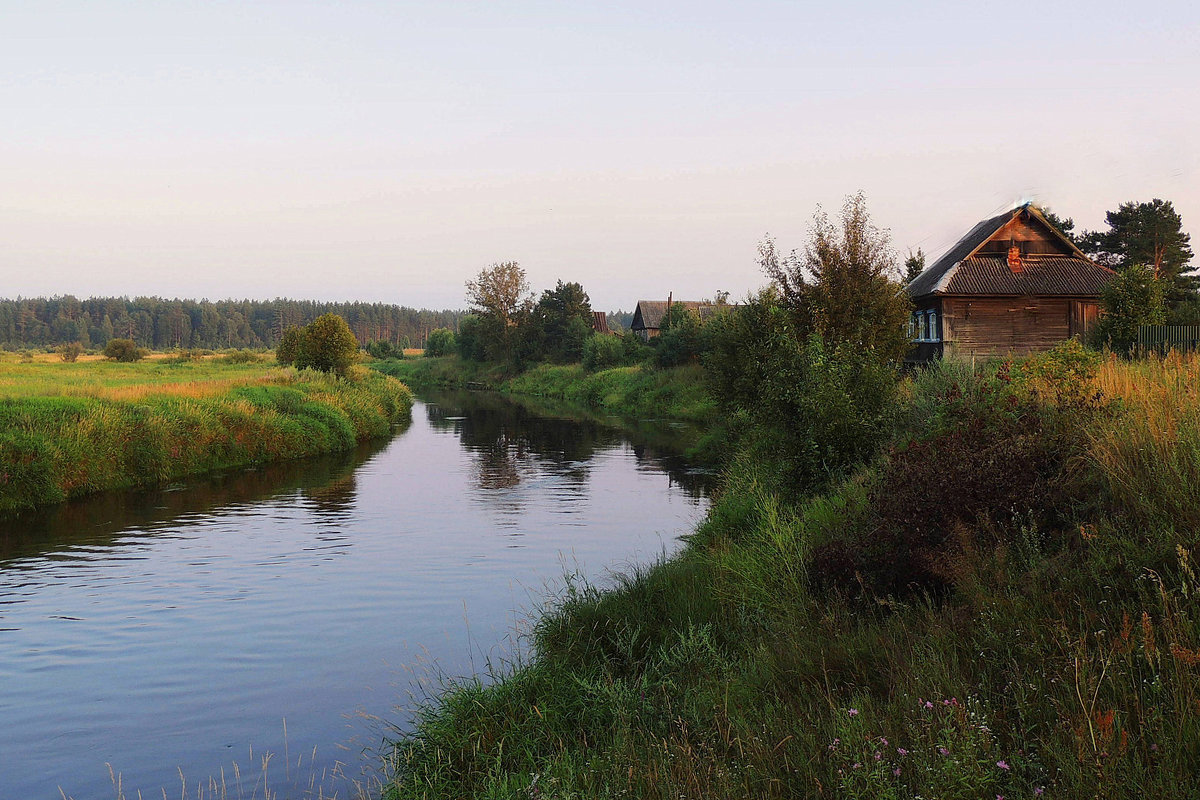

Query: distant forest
left=0, top=296, right=466, bottom=351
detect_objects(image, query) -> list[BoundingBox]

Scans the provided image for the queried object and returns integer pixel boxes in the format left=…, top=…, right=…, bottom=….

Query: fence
left=1137, top=325, right=1200, bottom=356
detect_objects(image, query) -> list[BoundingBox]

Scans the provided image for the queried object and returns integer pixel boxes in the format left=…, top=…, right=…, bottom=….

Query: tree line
left=0, top=296, right=464, bottom=351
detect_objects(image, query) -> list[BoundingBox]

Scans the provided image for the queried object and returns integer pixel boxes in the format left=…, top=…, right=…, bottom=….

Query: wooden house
left=630, top=299, right=734, bottom=341
left=905, top=204, right=1115, bottom=364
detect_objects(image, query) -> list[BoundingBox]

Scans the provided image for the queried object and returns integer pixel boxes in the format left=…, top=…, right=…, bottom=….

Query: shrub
left=294, top=313, right=359, bottom=376
left=425, top=328, right=455, bottom=357
left=58, top=342, right=83, bottom=362
left=221, top=349, right=263, bottom=364
left=276, top=326, right=304, bottom=366
left=103, top=338, right=144, bottom=362
left=1093, top=264, right=1166, bottom=353
left=582, top=333, right=624, bottom=371
left=365, top=340, right=403, bottom=360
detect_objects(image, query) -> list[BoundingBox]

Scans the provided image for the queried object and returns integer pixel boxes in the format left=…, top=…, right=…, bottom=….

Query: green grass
left=382, top=353, right=1200, bottom=799
left=0, top=358, right=412, bottom=512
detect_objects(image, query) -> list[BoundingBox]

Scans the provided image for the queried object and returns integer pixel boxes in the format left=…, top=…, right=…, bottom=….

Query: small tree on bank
left=58, top=342, right=84, bottom=362
left=425, top=328, right=456, bottom=357
left=275, top=314, right=359, bottom=375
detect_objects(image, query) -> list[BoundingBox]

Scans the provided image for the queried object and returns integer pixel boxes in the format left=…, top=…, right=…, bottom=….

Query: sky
left=2, top=1, right=1198, bottom=311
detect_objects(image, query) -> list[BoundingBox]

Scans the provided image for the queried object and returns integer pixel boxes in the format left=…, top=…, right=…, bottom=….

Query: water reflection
left=0, top=433, right=401, bottom=567
left=424, top=390, right=713, bottom=500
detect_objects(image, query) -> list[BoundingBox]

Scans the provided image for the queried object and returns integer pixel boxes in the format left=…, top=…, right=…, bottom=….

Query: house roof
left=906, top=204, right=1113, bottom=298
left=631, top=300, right=704, bottom=330
left=591, top=311, right=612, bottom=334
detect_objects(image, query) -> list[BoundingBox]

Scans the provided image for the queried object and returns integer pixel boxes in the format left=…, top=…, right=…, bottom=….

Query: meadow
left=0, top=354, right=412, bottom=513
left=382, top=349, right=1200, bottom=799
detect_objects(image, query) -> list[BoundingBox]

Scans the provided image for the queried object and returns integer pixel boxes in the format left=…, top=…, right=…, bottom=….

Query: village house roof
left=631, top=300, right=734, bottom=331
left=907, top=204, right=1114, bottom=299
left=591, top=311, right=613, bottom=334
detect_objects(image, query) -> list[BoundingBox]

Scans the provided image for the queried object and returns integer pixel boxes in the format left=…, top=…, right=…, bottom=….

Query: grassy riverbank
left=0, top=358, right=412, bottom=513
left=374, top=356, right=716, bottom=424
left=383, top=350, right=1200, bottom=799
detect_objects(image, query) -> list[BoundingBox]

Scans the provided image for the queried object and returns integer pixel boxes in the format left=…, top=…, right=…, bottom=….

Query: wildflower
left=874, top=751, right=883, bottom=761
left=997, top=760, right=1010, bottom=770
left=897, top=748, right=908, bottom=756
left=1150, top=743, right=1158, bottom=752
left=938, top=747, right=950, bottom=756
left=893, top=768, right=901, bottom=777
left=848, top=708, right=859, bottom=716
left=853, top=762, right=862, bottom=769
left=924, top=701, right=934, bottom=709
left=880, top=737, right=888, bottom=746
left=1035, top=788, right=1045, bottom=797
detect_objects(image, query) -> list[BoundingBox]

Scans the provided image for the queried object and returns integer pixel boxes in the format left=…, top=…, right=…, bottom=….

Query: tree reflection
left=422, top=390, right=713, bottom=500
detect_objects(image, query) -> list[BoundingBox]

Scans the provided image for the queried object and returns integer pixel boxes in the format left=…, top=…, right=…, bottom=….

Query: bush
left=1093, top=264, right=1166, bottom=353
left=425, top=328, right=455, bottom=357
left=365, top=340, right=404, bottom=360
left=582, top=333, right=624, bottom=371
left=221, top=349, right=263, bottom=364
left=58, top=342, right=83, bottom=362
left=276, top=326, right=304, bottom=366
left=653, top=303, right=705, bottom=368
left=103, top=338, right=144, bottom=362
left=293, top=314, right=359, bottom=376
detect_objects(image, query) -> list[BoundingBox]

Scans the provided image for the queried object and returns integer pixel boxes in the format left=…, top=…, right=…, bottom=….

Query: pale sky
left=3, top=1, right=1197, bottom=310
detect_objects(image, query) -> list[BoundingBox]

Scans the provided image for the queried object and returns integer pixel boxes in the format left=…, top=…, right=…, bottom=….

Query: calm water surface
left=0, top=390, right=710, bottom=798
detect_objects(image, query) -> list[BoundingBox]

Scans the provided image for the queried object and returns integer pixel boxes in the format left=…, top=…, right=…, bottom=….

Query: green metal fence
left=1137, top=325, right=1200, bottom=355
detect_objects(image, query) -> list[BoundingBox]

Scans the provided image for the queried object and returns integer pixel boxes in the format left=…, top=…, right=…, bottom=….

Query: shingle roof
left=906, top=204, right=1114, bottom=298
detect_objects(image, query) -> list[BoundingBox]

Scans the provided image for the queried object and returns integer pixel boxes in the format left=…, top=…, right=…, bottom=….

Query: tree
left=1093, top=264, right=1166, bottom=354
left=760, top=192, right=912, bottom=362
left=903, top=249, right=925, bottom=284
left=103, top=338, right=143, bottom=362
left=425, top=328, right=456, bottom=357
left=1038, top=207, right=1080, bottom=246
left=294, top=313, right=359, bottom=375
left=1081, top=199, right=1195, bottom=298
left=525, top=280, right=593, bottom=363
left=275, top=326, right=304, bottom=366
left=456, top=315, right=485, bottom=360
left=465, top=261, right=532, bottom=361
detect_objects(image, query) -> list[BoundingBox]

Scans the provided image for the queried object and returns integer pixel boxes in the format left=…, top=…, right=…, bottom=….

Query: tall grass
left=0, top=360, right=412, bottom=512
left=382, top=352, right=1200, bottom=799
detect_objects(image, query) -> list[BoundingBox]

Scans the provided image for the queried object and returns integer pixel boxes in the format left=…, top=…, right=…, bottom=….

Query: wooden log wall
left=942, top=297, right=1082, bottom=358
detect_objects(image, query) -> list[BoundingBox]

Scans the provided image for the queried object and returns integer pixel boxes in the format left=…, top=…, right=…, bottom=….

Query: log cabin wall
left=942, top=296, right=1074, bottom=359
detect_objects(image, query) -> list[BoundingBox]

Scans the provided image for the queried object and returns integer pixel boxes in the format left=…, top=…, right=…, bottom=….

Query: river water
left=0, top=390, right=710, bottom=799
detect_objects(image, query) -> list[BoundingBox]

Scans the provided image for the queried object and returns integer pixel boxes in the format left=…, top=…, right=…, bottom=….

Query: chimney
left=1007, top=244, right=1024, bottom=274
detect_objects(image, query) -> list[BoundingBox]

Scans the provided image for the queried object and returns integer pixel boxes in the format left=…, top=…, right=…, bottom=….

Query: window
left=927, top=310, right=939, bottom=342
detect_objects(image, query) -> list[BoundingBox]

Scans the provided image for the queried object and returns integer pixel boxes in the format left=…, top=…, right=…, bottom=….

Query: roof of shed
left=906, top=204, right=1112, bottom=298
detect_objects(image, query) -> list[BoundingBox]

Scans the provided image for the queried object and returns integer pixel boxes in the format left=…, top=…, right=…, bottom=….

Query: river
left=0, top=390, right=710, bottom=799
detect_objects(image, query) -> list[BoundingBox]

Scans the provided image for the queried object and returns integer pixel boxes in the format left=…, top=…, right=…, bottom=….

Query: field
left=383, top=350, right=1200, bottom=799
left=0, top=355, right=413, bottom=513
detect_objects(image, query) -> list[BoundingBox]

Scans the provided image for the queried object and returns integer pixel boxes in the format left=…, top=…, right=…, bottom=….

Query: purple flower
left=1034, top=788, right=1045, bottom=797
left=938, top=747, right=950, bottom=756
left=897, top=748, right=908, bottom=756
left=924, top=701, right=934, bottom=709
left=997, top=760, right=1010, bottom=770
left=893, top=767, right=901, bottom=777
left=880, top=737, right=888, bottom=746
left=847, top=708, right=859, bottom=716
left=852, top=762, right=862, bottom=769
left=874, top=751, right=883, bottom=761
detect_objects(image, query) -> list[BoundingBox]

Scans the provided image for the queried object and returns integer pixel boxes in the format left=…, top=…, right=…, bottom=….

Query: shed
left=905, top=204, right=1115, bottom=363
